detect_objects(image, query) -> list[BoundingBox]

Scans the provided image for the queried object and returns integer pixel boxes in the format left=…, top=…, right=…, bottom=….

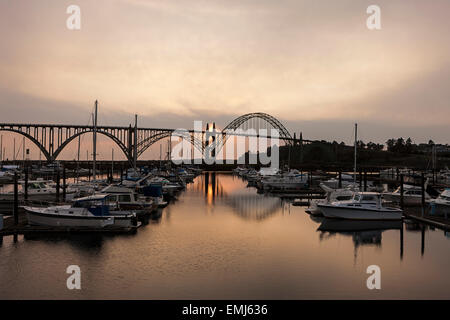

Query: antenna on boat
left=354, top=123, right=357, bottom=186
left=92, top=100, right=98, bottom=181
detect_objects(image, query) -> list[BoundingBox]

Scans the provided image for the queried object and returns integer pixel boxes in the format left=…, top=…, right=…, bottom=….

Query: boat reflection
left=317, top=219, right=403, bottom=253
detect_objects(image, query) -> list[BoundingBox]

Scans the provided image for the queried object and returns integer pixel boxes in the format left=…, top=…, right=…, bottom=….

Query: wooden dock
left=404, top=212, right=450, bottom=231
left=0, top=213, right=141, bottom=236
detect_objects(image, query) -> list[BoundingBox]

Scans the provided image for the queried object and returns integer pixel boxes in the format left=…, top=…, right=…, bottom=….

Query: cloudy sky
left=0, top=0, right=449, bottom=159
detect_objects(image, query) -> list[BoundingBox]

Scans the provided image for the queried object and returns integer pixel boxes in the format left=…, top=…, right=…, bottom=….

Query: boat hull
left=317, top=204, right=403, bottom=220
left=25, top=208, right=114, bottom=228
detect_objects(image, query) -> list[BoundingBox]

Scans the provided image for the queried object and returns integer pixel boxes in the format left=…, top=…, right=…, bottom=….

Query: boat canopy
left=73, top=194, right=108, bottom=202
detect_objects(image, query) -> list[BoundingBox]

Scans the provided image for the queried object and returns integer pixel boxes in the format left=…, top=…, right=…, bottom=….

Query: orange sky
left=0, top=0, right=449, bottom=160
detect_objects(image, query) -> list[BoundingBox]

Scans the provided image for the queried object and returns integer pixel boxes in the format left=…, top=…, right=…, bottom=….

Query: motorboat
left=140, top=183, right=168, bottom=208
left=317, top=192, right=403, bottom=220
left=428, top=188, right=450, bottom=217
left=24, top=194, right=126, bottom=228
left=321, top=177, right=359, bottom=189
left=382, top=183, right=431, bottom=206
left=0, top=170, right=14, bottom=184
left=258, top=170, right=309, bottom=191
left=0, top=179, right=78, bottom=201
left=68, top=181, right=96, bottom=196
left=100, top=185, right=157, bottom=216
left=305, top=183, right=355, bottom=216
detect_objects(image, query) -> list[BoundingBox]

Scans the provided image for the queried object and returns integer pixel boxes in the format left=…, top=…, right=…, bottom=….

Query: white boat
left=382, top=183, right=431, bottom=206
left=0, top=179, right=78, bottom=201
left=24, top=194, right=136, bottom=228
left=0, top=170, right=15, bottom=184
left=258, top=170, right=309, bottom=191
left=306, top=183, right=355, bottom=216
left=101, top=185, right=157, bottom=216
left=428, top=188, right=450, bottom=217
left=24, top=195, right=114, bottom=228
left=321, top=177, right=359, bottom=189
left=317, top=192, right=403, bottom=220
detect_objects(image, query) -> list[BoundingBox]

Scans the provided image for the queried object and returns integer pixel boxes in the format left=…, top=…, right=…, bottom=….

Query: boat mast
left=76, top=134, right=81, bottom=182
left=93, top=100, right=98, bottom=181
left=354, top=123, right=357, bottom=185
left=159, top=143, right=162, bottom=169
left=111, top=148, right=114, bottom=179
left=13, top=137, right=16, bottom=165
left=133, top=114, right=137, bottom=172
left=22, top=136, right=25, bottom=167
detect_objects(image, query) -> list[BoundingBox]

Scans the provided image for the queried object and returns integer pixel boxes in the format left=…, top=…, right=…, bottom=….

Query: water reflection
left=2, top=172, right=450, bottom=299
left=198, top=172, right=282, bottom=220
left=23, top=233, right=106, bottom=253
left=226, top=191, right=282, bottom=221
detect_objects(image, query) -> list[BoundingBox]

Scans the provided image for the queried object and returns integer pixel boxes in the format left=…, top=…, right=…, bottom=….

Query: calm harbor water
left=1, top=172, right=450, bottom=299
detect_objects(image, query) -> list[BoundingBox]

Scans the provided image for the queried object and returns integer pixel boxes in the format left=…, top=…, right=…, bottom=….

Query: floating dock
left=404, top=212, right=450, bottom=231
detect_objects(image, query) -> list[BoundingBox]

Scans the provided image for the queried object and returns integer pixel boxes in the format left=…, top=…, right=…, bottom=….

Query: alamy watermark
left=170, top=121, right=280, bottom=169
left=66, top=5, right=81, bottom=30
left=366, top=265, right=381, bottom=290
left=66, top=265, right=81, bottom=290
left=367, top=5, right=381, bottom=30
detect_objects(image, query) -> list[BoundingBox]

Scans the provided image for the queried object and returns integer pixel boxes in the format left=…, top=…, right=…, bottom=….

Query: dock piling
left=13, top=172, right=18, bottom=226
left=359, top=169, right=362, bottom=189
left=400, top=174, right=404, bottom=210
left=338, top=171, right=342, bottom=188
left=421, top=172, right=425, bottom=216
left=363, top=170, right=367, bottom=192
left=56, top=169, right=60, bottom=203
left=24, top=166, right=28, bottom=201
left=62, top=166, right=66, bottom=202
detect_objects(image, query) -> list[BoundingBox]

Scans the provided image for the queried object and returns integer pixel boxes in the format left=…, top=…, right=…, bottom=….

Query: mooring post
left=56, top=168, right=60, bottom=203
left=364, top=170, right=367, bottom=192
left=13, top=172, right=18, bottom=226
left=62, top=166, right=66, bottom=202
left=420, top=225, right=425, bottom=256
left=120, top=167, right=123, bottom=183
left=400, top=220, right=404, bottom=260
left=421, top=172, right=425, bottom=213
left=338, top=171, right=342, bottom=188
left=24, top=166, right=29, bottom=201
left=359, top=169, right=362, bottom=189
left=400, top=174, right=404, bottom=210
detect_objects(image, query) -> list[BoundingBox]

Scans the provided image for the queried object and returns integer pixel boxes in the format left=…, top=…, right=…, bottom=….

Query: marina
left=1, top=171, right=450, bottom=299
left=2, top=1, right=450, bottom=305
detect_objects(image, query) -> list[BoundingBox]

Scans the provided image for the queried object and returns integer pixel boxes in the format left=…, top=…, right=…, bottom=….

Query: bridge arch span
left=0, top=128, right=52, bottom=161
left=137, top=130, right=203, bottom=157
left=223, top=112, right=292, bottom=142
left=52, top=129, right=129, bottom=162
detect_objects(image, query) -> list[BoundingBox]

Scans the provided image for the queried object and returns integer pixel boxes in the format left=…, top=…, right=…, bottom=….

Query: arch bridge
left=0, top=112, right=309, bottom=164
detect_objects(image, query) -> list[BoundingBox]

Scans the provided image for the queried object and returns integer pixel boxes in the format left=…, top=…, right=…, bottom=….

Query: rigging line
left=15, top=137, right=23, bottom=160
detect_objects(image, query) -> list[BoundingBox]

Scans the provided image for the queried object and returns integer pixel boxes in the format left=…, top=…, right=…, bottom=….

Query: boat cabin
left=349, top=192, right=382, bottom=207
left=72, top=194, right=110, bottom=215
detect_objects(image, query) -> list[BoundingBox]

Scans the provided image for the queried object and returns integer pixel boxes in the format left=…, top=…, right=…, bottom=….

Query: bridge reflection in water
left=188, top=172, right=282, bottom=221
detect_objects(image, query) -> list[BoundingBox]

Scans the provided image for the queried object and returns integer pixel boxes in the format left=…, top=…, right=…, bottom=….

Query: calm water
left=1, top=172, right=450, bottom=299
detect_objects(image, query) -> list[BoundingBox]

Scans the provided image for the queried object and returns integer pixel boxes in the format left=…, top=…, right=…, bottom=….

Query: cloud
left=0, top=0, right=449, bottom=152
